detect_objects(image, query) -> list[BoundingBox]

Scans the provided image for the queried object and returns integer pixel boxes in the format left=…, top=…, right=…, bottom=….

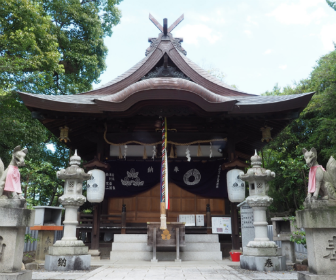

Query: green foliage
left=24, top=233, right=38, bottom=243
left=263, top=49, right=336, bottom=211
left=283, top=217, right=306, bottom=248
left=0, top=0, right=122, bottom=94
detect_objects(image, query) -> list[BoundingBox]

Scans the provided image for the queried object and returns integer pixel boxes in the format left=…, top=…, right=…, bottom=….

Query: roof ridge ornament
left=149, top=13, right=184, bottom=34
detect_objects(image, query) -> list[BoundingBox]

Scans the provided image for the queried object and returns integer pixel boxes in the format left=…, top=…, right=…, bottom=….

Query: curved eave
left=18, top=87, right=314, bottom=116
left=231, top=92, right=315, bottom=114
left=94, top=78, right=237, bottom=112
left=18, top=92, right=102, bottom=113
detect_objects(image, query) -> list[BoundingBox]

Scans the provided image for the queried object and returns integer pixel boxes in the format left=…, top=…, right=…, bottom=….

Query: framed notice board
left=211, top=217, right=232, bottom=234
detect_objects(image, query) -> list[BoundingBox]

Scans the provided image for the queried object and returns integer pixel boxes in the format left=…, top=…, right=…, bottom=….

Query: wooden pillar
left=206, top=204, right=212, bottom=234
left=230, top=202, right=240, bottom=250
left=91, top=203, right=101, bottom=250
left=227, top=126, right=240, bottom=250
left=121, top=204, right=126, bottom=234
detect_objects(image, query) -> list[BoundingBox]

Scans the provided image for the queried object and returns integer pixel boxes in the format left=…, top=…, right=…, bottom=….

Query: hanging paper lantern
left=87, top=169, right=106, bottom=203
left=227, top=169, right=245, bottom=203
left=59, top=126, right=70, bottom=143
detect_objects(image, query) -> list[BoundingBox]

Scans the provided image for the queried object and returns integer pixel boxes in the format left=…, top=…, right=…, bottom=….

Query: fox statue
left=0, top=145, right=28, bottom=199
left=302, top=148, right=336, bottom=201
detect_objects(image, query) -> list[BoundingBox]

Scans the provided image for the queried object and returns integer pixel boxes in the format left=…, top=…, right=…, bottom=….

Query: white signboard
left=212, top=217, right=232, bottom=234
left=178, top=215, right=195, bottom=226
left=196, top=215, right=205, bottom=226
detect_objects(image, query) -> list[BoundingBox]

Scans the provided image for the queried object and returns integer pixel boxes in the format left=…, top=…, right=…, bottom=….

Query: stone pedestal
left=35, top=231, right=55, bottom=262
left=271, top=217, right=296, bottom=264
left=296, top=202, right=336, bottom=279
left=0, top=203, right=34, bottom=279
left=88, top=249, right=100, bottom=261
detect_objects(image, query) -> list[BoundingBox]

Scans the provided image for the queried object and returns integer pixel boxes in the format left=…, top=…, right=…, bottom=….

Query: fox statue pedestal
left=0, top=203, right=34, bottom=280
left=296, top=201, right=336, bottom=280
left=297, top=148, right=336, bottom=279
left=0, top=146, right=34, bottom=280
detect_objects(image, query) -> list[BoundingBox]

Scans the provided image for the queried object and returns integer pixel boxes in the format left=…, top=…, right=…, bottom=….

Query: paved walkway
left=32, top=260, right=298, bottom=280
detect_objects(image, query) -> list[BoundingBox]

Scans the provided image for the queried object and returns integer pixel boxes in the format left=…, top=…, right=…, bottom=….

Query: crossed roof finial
left=149, top=13, right=184, bottom=35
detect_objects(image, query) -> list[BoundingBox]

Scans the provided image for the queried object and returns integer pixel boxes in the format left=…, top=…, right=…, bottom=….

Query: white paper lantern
left=227, top=169, right=246, bottom=203
left=87, top=169, right=106, bottom=203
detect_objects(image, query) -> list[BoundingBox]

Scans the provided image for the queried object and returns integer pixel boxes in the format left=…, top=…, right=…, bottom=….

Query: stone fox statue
left=0, top=146, right=28, bottom=199
left=302, top=148, right=336, bottom=201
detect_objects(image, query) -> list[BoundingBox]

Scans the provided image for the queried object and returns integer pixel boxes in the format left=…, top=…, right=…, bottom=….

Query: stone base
left=298, top=271, right=336, bottom=280
left=0, top=270, right=32, bottom=280
left=243, top=246, right=282, bottom=256
left=44, top=255, right=90, bottom=271
left=88, top=249, right=100, bottom=261
left=240, top=255, right=286, bottom=272
left=48, top=245, right=88, bottom=255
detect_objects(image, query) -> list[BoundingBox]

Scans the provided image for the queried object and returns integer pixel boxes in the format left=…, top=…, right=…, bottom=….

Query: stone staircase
left=110, top=234, right=222, bottom=261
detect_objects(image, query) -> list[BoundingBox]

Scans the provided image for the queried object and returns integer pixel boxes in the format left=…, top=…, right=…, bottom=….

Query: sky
left=93, top=0, right=336, bottom=95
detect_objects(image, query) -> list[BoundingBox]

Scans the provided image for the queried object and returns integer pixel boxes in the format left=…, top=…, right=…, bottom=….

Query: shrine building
left=19, top=15, right=313, bottom=260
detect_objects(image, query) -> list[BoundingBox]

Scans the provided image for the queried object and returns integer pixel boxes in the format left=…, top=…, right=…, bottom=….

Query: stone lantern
left=239, top=151, right=286, bottom=271
left=44, top=150, right=92, bottom=271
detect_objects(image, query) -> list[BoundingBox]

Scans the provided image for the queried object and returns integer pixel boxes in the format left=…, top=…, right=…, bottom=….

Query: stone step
left=113, top=234, right=147, bottom=243
left=112, top=242, right=152, bottom=252
left=111, top=242, right=220, bottom=252
left=110, top=251, right=222, bottom=261
left=185, top=234, right=219, bottom=243
left=113, top=234, right=219, bottom=243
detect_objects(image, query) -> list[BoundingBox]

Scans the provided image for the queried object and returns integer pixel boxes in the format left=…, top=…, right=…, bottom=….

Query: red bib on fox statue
left=4, top=165, right=22, bottom=194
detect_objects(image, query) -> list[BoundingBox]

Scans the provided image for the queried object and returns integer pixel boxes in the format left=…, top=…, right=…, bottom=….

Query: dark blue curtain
left=105, top=160, right=228, bottom=198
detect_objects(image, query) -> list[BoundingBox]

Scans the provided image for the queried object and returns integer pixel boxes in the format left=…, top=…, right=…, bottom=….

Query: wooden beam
left=149, top=13, right=163, bottom=32
left=168, top=14, right=184, bottom=33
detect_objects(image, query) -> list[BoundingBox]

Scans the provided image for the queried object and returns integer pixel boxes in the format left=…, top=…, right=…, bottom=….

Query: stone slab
left=0, top=270, right=32, bottom=280
left=24, top=262, right=39, bottom=270
left=0, top=227, right=26, bottom=272
left=110, top=251, right=222, bottom=261
left=35, top=231, right=55, bottom=261
left=0, top=207, right=34, bottom=227
left=240, top=255, right=286, bottom=272
left=48, top=246, right=89, bottom=256
left=298, top=271, right=336, bottom=280
left=44, top=255, right=90, bottom=271
left=296, top=207, right=336, bottom=228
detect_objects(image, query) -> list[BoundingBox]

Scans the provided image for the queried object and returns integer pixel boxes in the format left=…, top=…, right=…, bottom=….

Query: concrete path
left=32, top=260, right=298, bottom=280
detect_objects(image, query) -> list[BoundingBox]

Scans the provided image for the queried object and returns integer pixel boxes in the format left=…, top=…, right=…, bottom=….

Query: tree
left=262, top=49, right=336, bottom=212
left=0, top=0, right=122, bottom=206
left=0, top=0, right=122, bottom=94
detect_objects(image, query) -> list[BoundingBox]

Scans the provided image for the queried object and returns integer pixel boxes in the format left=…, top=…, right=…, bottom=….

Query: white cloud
left=244, top=30, right=252, bottom=37
left=279, top=65, right=287, bottom=70
left=268, top=0, right=326, bottom=25
left=247, top=16, right=258, bottom=26
left=175, top=24, right=222, bottom=45
left=321, top=24, right=336, bottom=51
left=264, top=49, right=273, bottom=55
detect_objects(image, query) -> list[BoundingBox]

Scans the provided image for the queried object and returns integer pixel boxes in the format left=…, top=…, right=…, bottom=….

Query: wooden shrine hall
left=19, top=14, right=313, bottom=260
